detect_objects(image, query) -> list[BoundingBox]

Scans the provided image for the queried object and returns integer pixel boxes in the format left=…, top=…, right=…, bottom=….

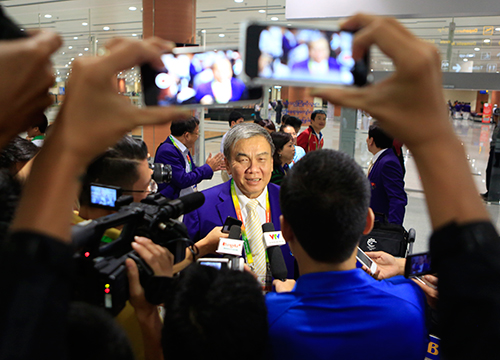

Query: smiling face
left=311, top=113, right=326, bottom=133
left=280, top=140, right=296, bottom=165
left=226, top=135, right=273, bottom=199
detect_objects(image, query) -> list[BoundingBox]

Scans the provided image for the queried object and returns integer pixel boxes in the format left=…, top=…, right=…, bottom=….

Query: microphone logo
left=263, top=231, right=286, bottom=247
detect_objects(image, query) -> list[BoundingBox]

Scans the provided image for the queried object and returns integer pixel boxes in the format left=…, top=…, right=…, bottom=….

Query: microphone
left=160, top=192, right=205, bottom=219
left=262, top=223, right=288, bottom=281
left=228, top=224, right=242, bottom=241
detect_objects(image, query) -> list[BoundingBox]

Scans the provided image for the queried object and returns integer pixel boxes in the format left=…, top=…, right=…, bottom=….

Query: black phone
left=89, top=183, right=122, bottom=210
left=141, top=47, right=263, bottom=108
left=404, top=252, right=432, bottom=278
left=241, top=21, right=370, bottom=87
left=222, top=216, right=243, bottom=234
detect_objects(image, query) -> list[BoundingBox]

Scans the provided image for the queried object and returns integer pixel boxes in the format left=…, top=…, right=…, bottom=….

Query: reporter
left=0, top=35, right=189, bottom=359
left=313, top=14, right=497, bottom=359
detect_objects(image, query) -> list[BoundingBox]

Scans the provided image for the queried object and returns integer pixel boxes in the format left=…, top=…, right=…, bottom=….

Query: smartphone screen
left=405, top=252, right=432, bottom=278
left=222, top=216, right=243, bottom=234
left=197, top=258, right=229, bottom=270
left=356, top=247, right=377, bottom=274
left=244, top=23, right=369, bottom=87
left=142, top=48, right=263, bottom=107
left=90, top=184, right=121, bottom=209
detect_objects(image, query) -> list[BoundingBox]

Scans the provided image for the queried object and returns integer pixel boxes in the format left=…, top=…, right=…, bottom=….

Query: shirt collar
left=371, top=148, right=388, bottom=164
left=294, top=269, right=374, bottom=293
left=309, top=125, right=323, bottom=139
left=234, top=182, right=268, bottom=211
left=171, top=136, right=188, bottom=154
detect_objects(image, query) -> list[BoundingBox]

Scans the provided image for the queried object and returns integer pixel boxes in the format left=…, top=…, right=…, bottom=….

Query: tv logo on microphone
left=216, top=238, right=244, bottom=256
left=264, top=231, right=286, bottom=247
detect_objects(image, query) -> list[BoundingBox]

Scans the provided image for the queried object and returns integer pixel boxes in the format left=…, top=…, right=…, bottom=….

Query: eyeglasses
left=122, top=179, right=158, bottom=194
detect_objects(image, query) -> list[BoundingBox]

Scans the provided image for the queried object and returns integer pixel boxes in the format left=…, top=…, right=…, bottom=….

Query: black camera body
left=72, top=192, right=204, bottom=315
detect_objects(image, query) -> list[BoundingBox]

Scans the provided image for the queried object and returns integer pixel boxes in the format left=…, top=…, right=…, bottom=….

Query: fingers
left=25, top=30, right=63, bottom=60
left=132, top=236, right=174, bottom=277
left=100, top=37, right=174, bottom=75
left=134, top=106, right=191, bottom=128
left=423, top=274, right=438, bottom=287
left=126, top=258, right=142, bottom=298
left=310, top=86, right=368, bottom=111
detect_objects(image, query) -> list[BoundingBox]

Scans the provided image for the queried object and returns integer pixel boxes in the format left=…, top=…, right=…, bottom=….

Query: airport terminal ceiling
left=1, top=0, right=500, bottom=82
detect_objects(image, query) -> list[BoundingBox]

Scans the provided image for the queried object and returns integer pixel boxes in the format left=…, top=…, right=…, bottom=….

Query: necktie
left=367, top=160, right=374, bottom=177
left=245, top=200, right=267, bottom=279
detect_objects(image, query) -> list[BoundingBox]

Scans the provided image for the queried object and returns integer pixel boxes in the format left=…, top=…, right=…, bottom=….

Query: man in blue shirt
left=267, top=149, right=427, bottom=360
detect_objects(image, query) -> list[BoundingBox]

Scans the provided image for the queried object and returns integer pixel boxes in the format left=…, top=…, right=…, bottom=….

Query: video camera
left=71, top=191, right=204, bottom=315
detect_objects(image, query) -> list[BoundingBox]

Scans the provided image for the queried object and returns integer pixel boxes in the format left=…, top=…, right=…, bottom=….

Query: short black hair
left=271, top=132, right=292, bottom=170
left=256, top=119, right=276, bottom=132
left=280, top=149, right=370, bottom=263
left=0, top=136, right=39, bottom=171
left=284, top=116, right=302, bottom=133
left=311, top=109, right=326, bottom=121
left=228, top=111, right=244, bottom=127
left=368, top=123, right=393, bottom=149
left=162, top=264, right=268, bottom=360
left=31, top=113, right=48, bottom=133
left=66, top=302, right=134, bottom=360
left=170, top=116, right=199, bottom=137
left=80, top=136, right=148, bottom=205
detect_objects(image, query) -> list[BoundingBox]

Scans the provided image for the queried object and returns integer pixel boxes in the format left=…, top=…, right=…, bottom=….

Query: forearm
left=11, top=135, right=86, bottom=242
left=135, top=309, right=164, bottom=360
left=173, top=235, right=215, bottom=274
left=410, top=134, right=489, bottom=229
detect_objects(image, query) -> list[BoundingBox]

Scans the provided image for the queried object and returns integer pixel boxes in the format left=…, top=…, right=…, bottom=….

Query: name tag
left=263, top=231, right=286, bottom=247
left=216, top=238, right=244, bottom=256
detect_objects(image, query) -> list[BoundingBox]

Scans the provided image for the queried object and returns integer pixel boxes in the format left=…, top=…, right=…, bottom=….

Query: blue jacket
left=154, top=137, right=213, bottom=199
left=183, top=181, right=295, bottom=279
left=368, top=148, right=407, bottom=225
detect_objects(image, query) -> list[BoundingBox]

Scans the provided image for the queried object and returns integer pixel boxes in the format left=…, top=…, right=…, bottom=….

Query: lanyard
left=230, top=179, right=271, bottom=265
left=169, top=135, right=193, bottom=170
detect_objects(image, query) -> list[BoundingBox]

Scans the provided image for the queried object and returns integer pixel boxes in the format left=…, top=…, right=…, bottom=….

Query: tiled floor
left=198, top=116, right=498, bottom=254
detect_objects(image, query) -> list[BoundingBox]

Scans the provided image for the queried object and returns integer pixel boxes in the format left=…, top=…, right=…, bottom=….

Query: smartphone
left=356, top=247, right=377, bottom=275
left=222, top=216, right=243, bottom=234
left=89, top=183, right=122, bottom=210
left=141, top=47, right=263, bottom=108
left=197, top=258, right=229, bottom=270
left=405, top=252, right=432, bottom=278
left=241, top=21, right=369, bottom=87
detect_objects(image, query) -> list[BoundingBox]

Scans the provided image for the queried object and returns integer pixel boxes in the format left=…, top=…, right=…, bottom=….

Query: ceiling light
left=68, top=46, right=73, bottom=49
left=219, top=34, right=225, bottom=37
left=96, top=40, right=99, bottom=43
left=468, top=54, right=474, bottom=57
left=287, top=23, right=292, bottom=26
left=78, top=53, right=83, bottom=56
left=44, top=14, right=52, bottom=18
left=82, top=22, right=88, bottom=26
left=71, top=57, right=75, bottom=60
left=463, top=58, right=468, bottom=62
left=132, top=34, right=137, bottom=37
left=68, top=61, right=72, bottom=64
left=496, top=27, right=500, bottom=31
left=258, top=10, right=266, bottom=13
left=103, top=26, right=110, bottom=31
left=201, top=29, right=206, bottom=33
left=484, top=39, right=491, bottom=43
left=62, top=52, right=65, bottom=55
left=20, top=28, right=24, bottom=31
left=474, top=47, right=480, bottom=51
left=271, top=17, right=279, bottom=21
left=234, top=0, right=244, bottom=2
left=84, top=48, right=89, bottom=51
left=65, top=64, right=68, bottom=67
left=73, top=36, right=78, bottom=40
left=129, top=6, right=137, bottom=11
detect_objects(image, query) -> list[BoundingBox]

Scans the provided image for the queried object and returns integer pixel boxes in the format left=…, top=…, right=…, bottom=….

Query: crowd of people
left=1, top=7, right=500, bottom=360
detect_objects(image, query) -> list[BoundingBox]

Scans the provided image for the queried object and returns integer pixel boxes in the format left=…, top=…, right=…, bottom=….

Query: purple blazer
left=291, top=57, right=341, bottom=73
left=154, top=137, right=213, bottom=200
left=368, top=149, right=407, bottom=225
left=195, top=77, right=247, bottom=103
left=183, top=181, right=295, bottom=279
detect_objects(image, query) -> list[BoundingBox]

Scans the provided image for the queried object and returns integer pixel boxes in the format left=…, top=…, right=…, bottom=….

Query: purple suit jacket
left=291, top=57, right=341, bottom=73
left=368, top=149, right=407, bottom=225
left=154, top=137, right=213, bottom=199
left=195, top=77, right=247, bottom=103
left=183, top=181, right=295, bottom=279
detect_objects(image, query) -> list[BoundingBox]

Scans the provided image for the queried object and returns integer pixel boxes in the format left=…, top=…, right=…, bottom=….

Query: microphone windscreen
left=262, top=222, right=275, bottom=233
left=268, top=246, right=288, bottom=281
left=228, top=224, right=242, bottom=239
left=177, top=192, right=205, bottom=215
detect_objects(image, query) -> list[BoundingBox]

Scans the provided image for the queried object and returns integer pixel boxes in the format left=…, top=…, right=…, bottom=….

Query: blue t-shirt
left=266, top=269, right=427, bottom=360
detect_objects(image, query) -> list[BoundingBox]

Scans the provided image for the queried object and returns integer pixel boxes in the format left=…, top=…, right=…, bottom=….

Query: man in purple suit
left=184, top=123, right=295, bottom=283
left=291, top=37, right=340, bottom=77
left=367, top=123, right=407, bottom=225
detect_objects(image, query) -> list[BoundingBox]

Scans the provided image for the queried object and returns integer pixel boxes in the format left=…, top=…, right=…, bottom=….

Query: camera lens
left=151, top=163, right=172, bottom=184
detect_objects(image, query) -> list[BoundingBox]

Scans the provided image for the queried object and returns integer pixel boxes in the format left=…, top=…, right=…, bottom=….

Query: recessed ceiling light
left=44, top=14, right=52, bottom=18
left=73, top=36, right=78, bottom=40
left=474, top=47, right=480, bottom=51
left=129, top=6, right=137, bottom=11
left=78, top=53, right=83, bottom=56
left=271, top=17, right=279, bottom=21
left=20, top=28, right=24, bottom=31
left=71, top=57, right=75, bottom=60
left=234, top=0, right=243, bottom=2
left=96, top=40, right=99, bottom=43
left=84, top=48, right=89, bottom=51
left=132, top=34, right=137, bottom=37
left=68, top=46, right=73, bottom=49
left=82, top=22, right=88, bottom=26
left=201, top=29, right=206, bottom=33
left=468, top=54, right=474, bottom=57
left=287, top=23, right=292, bottom=26
left=68, top=61, right=72, bottom=64
left=496, top=27, right=500, bottom=31
left=484, top=39, right=491, bottom=43
left=65, top=64, right=68, bottom=67
left=258, top=9, right=266, bottom=13
left=62, top=52, right=65, bottom=55
left=103, top=26, right=110, bottom=31
left=219, top=34, right=225, bottom=37
left=463, top=58, right=468, bottom=62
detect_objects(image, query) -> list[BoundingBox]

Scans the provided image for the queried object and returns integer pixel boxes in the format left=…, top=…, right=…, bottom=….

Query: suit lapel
left=216, top=181, right=237, bottom=224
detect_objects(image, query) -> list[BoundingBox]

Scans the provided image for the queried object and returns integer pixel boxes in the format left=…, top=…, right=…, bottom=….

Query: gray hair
left=223, top=123, right=275, bottom=161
